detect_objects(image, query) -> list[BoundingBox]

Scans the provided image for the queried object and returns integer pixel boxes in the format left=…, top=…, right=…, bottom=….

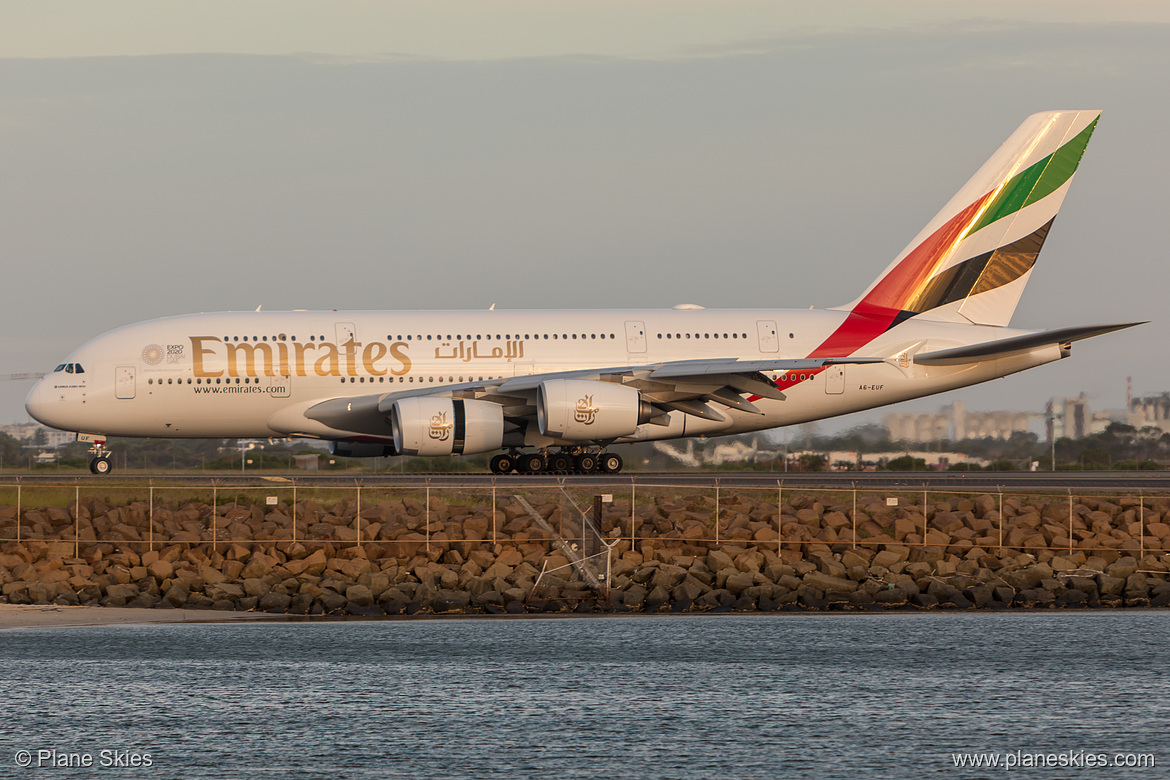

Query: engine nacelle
left=537, top=379, right=650, bottom=441
left=330, top=441, right=397, bottom=458
left=390, top=397, right=504, bottom=456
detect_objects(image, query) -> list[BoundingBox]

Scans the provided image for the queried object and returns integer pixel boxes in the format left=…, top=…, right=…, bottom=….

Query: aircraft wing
left=302, top=354, right=886, bottom=435
left=913, top=322, right=1143, bottom=366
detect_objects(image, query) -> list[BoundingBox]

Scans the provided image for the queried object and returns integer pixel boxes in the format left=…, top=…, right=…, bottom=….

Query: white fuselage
left=25, top=307, right=1061, bottom=448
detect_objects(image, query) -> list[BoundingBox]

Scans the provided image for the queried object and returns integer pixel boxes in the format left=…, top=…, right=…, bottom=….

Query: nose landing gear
left=79, top=433, right=113, bottom=475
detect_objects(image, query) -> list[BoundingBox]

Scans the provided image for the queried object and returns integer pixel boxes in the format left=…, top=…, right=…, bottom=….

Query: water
left=1, top=613, right=1166, bottom=779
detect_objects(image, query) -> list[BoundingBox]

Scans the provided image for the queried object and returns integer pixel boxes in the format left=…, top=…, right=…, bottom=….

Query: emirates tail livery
left=27, top=110, right=1139, bottom=475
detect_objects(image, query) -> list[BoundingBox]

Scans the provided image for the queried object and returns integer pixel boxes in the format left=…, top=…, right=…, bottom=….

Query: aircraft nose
left=25, top=377, right=66, bottom=429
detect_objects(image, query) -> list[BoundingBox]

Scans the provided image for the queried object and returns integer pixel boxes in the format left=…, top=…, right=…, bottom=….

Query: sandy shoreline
left=0, top=604, right=291, bottom=630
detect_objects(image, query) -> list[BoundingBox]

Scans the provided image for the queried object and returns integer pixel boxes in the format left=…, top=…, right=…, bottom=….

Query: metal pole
left=715, top=479, right=720, bottom=545
left=630, top=481, right=636, bottom=549
left=292, top=482, right=297, bottom=545
left=852, top=482, right=857, bottom=549
left=74, top=482, right=80, bottom=559
left=922, top=484, right=928, bottom=540
left=1140, top=489, right=1145, bottom=561
left=998, top=486, right=1003, bottom=551
left=777, top=480, right=783, bottom=557
left=491, top=482, right=497, bottom=544
left=356, top=482, right=362, bottom=547
left=16, top=477, right=21, bottom=544
left=1067, top=488, right=1073, bottom=556
left=212, top=483, right=217, bottom=553
left=149, top=482, right=154, bottom=553
left=425, top=483, right=431, bottom=555
left=606, top=545, right=612, bottom=604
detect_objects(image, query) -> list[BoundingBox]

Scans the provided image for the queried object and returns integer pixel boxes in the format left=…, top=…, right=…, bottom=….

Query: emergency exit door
left=825, top=364, right=845, bottom=394
left=115, top=366, right=135, bottom=399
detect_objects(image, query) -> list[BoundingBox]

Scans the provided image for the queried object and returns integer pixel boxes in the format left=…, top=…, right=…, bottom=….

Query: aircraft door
left=336, top=322, right=356, bottom=346
left=115, top=366, right=135, bottom=399
left=624, top=321, right=647, bottom=353
left=263, top=372, right=292, bottom=399
left=757, top=320, right=779, bottom=353
left=825, top=365, right=845, bottom=394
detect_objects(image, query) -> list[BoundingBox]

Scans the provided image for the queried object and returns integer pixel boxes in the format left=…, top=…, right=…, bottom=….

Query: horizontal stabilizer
left=913, top=322, right=1143, bottom=366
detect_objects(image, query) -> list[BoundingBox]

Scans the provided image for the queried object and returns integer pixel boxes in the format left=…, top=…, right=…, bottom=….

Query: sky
left=2, top=1, right=1169, bottom=435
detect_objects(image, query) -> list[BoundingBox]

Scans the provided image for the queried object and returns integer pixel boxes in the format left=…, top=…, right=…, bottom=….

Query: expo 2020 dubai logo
left=142, top=344, right=164, bottom=365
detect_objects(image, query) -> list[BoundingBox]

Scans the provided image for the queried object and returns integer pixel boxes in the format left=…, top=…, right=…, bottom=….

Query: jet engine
left=537, top=379, right=654, bottom=440
left=390, top=397, right=504, bottom=456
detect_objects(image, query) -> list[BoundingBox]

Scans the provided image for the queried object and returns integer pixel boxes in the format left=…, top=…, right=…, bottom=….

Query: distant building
left=798, top=450, right=989, bottom=471
left=0, top=423, right=74, bottom=448
left=1127, top=391, right=1170, bottom=434
left=653, top=436, right=779, bottom=467
left=1046, top=393, right=1126, bottom=442
left=884, top=400, right=1030, bottom=443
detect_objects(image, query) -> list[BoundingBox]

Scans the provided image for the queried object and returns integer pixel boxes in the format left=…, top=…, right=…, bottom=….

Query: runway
left=6, top=470, right=1170, bottom=490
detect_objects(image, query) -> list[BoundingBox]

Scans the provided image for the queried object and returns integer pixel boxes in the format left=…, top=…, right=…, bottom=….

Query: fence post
left=922, top=483, right=928, bottom=540
left=777, top=480, right=783, bottom=557
left=292, top=481, right=297, bottom=545
left=16, top=477, right=21, bottom=544
left=149, top=481, right=154, bottom=553
left=425, top=481, right=431, bottom=555
left=356, top=482, right=362, bottom=548
left=852, top=482, right=857, bottom=549
left=998, top=486, right=1003, bottom=551
left=1140, top=489, right=1145, bottom=561
left=630, top=481, right=636, bottom=549
left=1067, top=488, right=1073, bottom=556
left=714, top=479, right=720, bottom=546
left=491, top=481, right=497, bottom=545
left=74, top=481, right=80, bottom=559
left=212, top=482, right=217, bottom=554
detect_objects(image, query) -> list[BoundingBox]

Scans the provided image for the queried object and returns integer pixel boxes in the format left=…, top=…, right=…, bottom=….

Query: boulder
left=345, top=584, right=374, bottom=606
left=431, top=589, right=471, bottom=613
left=259, top=592, right=292, bottom=611
left=802, top=571, right=858, bottom=594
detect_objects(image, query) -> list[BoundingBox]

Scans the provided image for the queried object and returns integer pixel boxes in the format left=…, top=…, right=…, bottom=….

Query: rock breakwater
left=2, top=492, right=1169, bottom=615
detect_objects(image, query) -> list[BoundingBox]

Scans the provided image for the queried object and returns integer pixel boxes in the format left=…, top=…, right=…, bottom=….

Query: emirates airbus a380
left=26, top=110, right=1139, bottom=475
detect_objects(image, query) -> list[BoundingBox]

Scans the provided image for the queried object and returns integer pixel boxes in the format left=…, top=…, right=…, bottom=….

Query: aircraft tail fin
left=834, top=110, right=1101, bottom=328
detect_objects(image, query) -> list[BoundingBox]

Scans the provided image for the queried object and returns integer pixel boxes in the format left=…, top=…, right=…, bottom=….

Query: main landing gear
left=489, top=450, right=623, bottom=475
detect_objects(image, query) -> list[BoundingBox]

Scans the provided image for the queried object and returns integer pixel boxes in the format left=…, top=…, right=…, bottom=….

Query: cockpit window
left=73, top=364, right=85, bottom=374
left=54, top=364, right=67, bottom=372
left=65, top=364, right=74, bottom=373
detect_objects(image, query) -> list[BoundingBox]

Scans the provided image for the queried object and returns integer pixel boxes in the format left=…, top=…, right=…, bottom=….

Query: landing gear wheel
left=517, top=453, right=546, bottom=474
left=548, top=453, right=572, bottom=473
left=574, top=453, right=598, bottom=473
left=599, top=452, right=623, bottom=474
left=89, top=456, right=112, bottom=475
left=489, top=453, right=515, bottom=475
